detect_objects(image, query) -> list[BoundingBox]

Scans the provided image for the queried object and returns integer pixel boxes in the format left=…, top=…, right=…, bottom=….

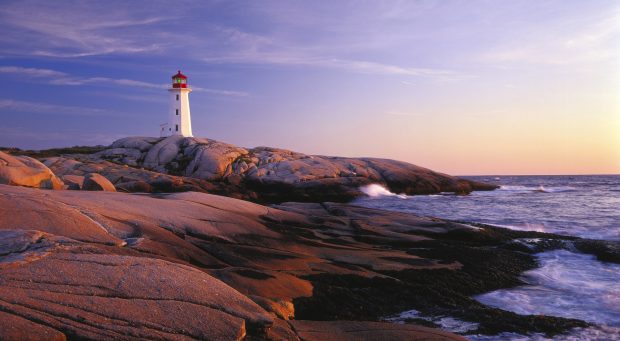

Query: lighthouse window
left=175, top=125, right=178, bottom=131
left=176, top=94, right=179, bottom=101
left=176, top=109, right=179, bottom=115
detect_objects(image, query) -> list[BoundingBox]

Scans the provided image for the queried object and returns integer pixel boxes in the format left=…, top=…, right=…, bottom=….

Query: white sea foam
left=387, top=250, right=620, bottom=340
left=476, top=250, right=620, bottom=337
left=385, top=309, right=479, bottom=333
left=473, top=250, right=620, bottom=340
left=471, top=326, right=620, bottom=341
left=498, top=185, right=576, bottom=193
left=359, top=184, right=407, bottom=198
left=491, top=222, right=550, bottom=233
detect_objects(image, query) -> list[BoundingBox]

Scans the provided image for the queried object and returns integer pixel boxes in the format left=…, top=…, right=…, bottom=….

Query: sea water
left=354, top=175, right=620, bottom=340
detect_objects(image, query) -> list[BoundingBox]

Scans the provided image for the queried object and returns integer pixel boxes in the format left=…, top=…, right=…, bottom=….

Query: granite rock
left=0, top=184, right=587, bottom=339
left=83, top=173, right=116, bottom=191
left=0, top=151, right=64, bottom=189
left=80, top=136, right=497, bottom=202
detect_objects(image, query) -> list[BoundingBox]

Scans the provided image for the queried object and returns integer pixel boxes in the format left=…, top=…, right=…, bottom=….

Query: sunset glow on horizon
left=0, top=1, right=618, bottom=175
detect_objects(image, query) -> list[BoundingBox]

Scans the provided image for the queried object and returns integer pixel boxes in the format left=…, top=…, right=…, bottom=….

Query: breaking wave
left=499, top=185, right=576, bottom=193
left=360, top=184, right=407, bottom=198
left=474, top=250, right=620, bottom=340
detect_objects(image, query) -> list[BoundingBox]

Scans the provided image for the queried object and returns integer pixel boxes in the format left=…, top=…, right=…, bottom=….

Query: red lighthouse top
left=172, top=70, right=188, bottom=88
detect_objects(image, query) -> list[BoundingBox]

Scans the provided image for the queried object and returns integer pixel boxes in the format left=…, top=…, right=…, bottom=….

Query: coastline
left=1, top=144, right=616, bottom=339
left=2, top=183, right=616, bottom=339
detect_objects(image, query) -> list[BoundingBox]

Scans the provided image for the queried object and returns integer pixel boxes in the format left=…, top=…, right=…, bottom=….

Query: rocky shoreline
left=1, top=139, right=616, bottom=340
left=12, top=136, right=496, bottom=203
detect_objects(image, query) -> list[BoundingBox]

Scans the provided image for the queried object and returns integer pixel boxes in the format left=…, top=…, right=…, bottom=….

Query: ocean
left=353, top=175, right=620, bottom=340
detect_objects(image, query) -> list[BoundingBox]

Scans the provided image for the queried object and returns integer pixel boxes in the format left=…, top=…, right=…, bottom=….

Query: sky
left=0, top=0, right=618, bottom=175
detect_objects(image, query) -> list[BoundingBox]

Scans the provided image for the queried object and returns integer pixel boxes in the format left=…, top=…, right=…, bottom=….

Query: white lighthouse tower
left=160, top=70, right=193, bottom=137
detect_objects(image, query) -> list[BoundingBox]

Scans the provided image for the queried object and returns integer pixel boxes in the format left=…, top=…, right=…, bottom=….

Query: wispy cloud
left=0, top=2, right=456, bottom=79
left=0, top=98, right=110, bottom=116
left=193, top=87, right=249, bottom=97
left=0, top=2, right=172, bottom=58
left=197, top=20, right=457, bottom=78
left=0, top=66, right=67, bottom=78
left=202, top=46, right=455, bottom=78
left=0, top=126, right=126, bottom=147
left=214, top=55, right=453, bottom=77
left=384, top=110, right=426, bottom=117
left=0, top=66, right=248, bottom=97
left=482, top=9, right=620, bottom=65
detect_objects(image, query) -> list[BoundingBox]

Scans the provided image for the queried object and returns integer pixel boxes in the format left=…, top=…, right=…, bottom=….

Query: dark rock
left=82, top=173, right=116, bottom=191
left=115, top=180, right=153, bottom=193
left=61, top=174, right=84, bottom=190
left=289, top=320, right=467, bottom=340
left=574, top=239, right=620, bottom=264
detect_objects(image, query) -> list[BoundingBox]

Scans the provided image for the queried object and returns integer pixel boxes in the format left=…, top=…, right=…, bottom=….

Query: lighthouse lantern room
left=160, top=70, right=193, bottom=137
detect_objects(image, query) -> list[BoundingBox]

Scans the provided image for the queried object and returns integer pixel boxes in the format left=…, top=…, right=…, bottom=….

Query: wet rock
left=574, top=239, right=620, bottom=264
left=289, top=320, right=467, bottom=341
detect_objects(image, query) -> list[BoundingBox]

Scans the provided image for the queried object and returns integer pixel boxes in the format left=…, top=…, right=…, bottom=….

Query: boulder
left=184, top=140, right=248, bottom=180
left=61, top=175, right=84, bottom=190
left=0, top=151, right=64, bottom=190
left=82, top=173, right=116, bottom=191
left=143, top=135, right=185, bottom=171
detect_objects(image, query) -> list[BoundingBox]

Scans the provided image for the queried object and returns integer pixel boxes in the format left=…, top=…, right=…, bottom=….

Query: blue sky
left=0, top=1, right=618, bottom=174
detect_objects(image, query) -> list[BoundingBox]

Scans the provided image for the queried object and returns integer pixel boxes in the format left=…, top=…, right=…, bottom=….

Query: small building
left=160, top=70, right=193, bottom=137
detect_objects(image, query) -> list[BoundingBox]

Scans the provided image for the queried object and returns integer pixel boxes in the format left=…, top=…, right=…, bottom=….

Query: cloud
left=203, top=53, right=454, bottom=78
left=0, top=2, right=456, bottom=79
left=0, top=126, right=126, bottom=147
left=0, top=2, right=171, bottom=58
left=192, top=87, right=249, bottom=97
left=188, top=9, right=460, bottom=79
left=0, top=99, right=111, bottom=116
left=384, top=110, right=426, bottom=117
left=482, top=9, right=620, bottom=65
left=0, top=66, right=67, bottom=78
left=0, top=66, right=248, bottom=97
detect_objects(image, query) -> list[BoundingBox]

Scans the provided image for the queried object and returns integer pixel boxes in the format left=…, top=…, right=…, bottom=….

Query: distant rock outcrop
left=79, top=136, right=497, bottom=202
left=0, top=151, right=64, bottom=190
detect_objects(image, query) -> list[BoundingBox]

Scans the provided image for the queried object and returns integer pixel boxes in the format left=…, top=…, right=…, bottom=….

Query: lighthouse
left=160, top=70, right=193, bottom=137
